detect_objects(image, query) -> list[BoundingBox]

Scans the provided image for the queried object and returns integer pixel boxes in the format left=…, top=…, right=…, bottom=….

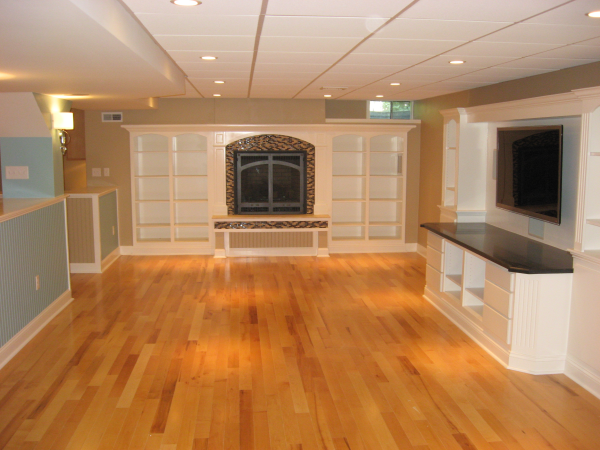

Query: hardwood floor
left=0, top=253, right=599, bottom=450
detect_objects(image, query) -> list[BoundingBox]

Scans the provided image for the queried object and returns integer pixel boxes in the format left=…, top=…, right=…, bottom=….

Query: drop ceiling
left=2, top=0, right=600, bottom=108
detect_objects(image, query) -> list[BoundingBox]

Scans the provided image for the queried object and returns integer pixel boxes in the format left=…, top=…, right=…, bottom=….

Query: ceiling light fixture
left=201, top=56, right=217, bottom=60
left=214, top=81, right=225, bottom=84
left=324, top=94, right=332, bottom=98
left=390, top=82, right=400, bottom=86
left=213, top=94, right=221, bottom=97
left=170, top=0, right=201, bottom=6
left=52, top=112, right=74, bottom=156
left=376, top=95, right=384, bottom=98
left=449, top=60, right=465, bottom=65
left=52, top=94, right=90, bottom=99
left=587, top=11, right=600, bottom=18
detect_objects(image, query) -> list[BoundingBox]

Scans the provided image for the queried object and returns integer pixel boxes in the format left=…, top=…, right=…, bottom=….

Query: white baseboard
left=120, top=245, right=214, bottom=256
left=0, top=290, right=73, bottom=371
left=565, top=355, right=600, bottom=400
left=417, top=243, right=427, bottom=257
left=226, top=247, right=318, bottom=257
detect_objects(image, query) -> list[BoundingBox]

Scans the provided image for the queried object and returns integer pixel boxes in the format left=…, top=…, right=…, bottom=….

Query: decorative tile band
left=225, top=134, right=315, bottom=215
left=214, top=221, right=328, bottom=230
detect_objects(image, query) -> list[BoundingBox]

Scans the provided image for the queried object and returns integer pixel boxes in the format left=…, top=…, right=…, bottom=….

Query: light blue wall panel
left=0, top=137, right=55, bottom=198
left=99, top=191, right=119, bottom=260
left=0, top=202, right=70, bottom=348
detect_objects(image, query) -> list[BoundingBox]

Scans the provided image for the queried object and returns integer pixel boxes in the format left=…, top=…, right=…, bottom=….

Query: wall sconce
left=52, top=112, right=74, bottom=156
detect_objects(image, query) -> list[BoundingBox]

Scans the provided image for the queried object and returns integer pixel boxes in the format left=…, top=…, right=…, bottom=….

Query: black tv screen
left=496, top=125, right=563, bottom=225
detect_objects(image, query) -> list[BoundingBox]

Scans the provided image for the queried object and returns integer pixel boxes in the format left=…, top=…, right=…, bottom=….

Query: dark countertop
left=421, top=222, right=573, bottom=274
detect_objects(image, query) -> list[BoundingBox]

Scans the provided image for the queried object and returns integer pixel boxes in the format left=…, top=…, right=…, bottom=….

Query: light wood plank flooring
left=0, top=253, right=599, bottom=450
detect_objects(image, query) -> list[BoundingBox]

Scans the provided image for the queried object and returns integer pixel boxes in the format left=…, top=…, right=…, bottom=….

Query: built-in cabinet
left=331, top=132, right=407, bottom=251
left=131, top=132, right=209, bottom=249
left=424, top=227, right=573, bottom=374
left=126, top=124, right=417, bottom=255
left=439, top=108, right=487, bottom=223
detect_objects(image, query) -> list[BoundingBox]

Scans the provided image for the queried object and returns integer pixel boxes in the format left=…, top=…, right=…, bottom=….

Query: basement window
left=369, top=101, right=412, bottom=120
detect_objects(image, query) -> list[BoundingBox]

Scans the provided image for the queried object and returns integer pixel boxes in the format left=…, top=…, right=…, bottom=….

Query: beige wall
left=85, top=98, right=421, bottom=247
left=413, top=60, right=600, bottom=248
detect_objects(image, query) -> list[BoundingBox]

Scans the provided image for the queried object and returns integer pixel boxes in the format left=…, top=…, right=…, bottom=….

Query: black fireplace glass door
left=272, top=164, right=301, bottom=203
left=240, top=164, right=269, bottom=204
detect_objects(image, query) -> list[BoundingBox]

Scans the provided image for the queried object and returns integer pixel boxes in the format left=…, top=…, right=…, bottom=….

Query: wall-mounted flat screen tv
left=496, top=125, right=563, bottom=225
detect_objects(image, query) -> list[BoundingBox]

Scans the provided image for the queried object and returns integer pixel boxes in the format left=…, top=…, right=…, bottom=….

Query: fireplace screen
left=235, top=151, right=306, bottom=214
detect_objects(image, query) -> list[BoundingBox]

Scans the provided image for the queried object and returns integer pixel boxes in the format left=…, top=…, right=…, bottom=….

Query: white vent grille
left=102, top=112, right=123, bottom=122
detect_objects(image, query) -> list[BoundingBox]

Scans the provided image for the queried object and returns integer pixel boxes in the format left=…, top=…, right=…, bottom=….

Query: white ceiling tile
left=262, top=16, right=379, bottom=38
left=259, top=36, right=362, bottom=53
left=453, top=41, right=563, bottom=58
left=178, top=62, right=252, bottom=73
left=394, top=64, right=481, bottom=77
left=496, top=58, right=599, bottom=70
left=122, top=0, right=263, bottom=15
left=252, top=72, right=321, bottom=80
left=375, top=18, right=510, bottom=41
left=355, top=39, right=464, bottom=55
left=418, top=54, right=517, bottom=67
left=316, top=73, right=388, bottom=84
left=579, top=37, right=600, bottom=46
left=253, top=63, right=331, bottom=74
left=136, top=14, right=258, bottom=36
left=480, top=23, right=600, bottom=45
left=266, top=0, right=414, bottom=18
left=455, top=67, right=553, bottom=83
left=156, top=35, right=255, bottom=52
left=525, top=1, right=600, bottom=26
left=256, top=52, right=344, bottom=64
left=401, top=0, right=567, bottom=22
left=327, top=64, right=408, bottom=74
left=338, top=53, right=432, bottom=67
left=168, top=51, right=254, bottom=63
left=534, top=45, right=600, bottom=59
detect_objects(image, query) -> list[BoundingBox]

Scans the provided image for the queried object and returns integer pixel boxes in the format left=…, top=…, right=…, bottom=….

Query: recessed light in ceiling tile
left=170, top=0, right=201, bottom=6
left=214, top=81, right=225, bottom=84
left=587, top=11, right=600, bottom=18
left=201, top=56, right=217, bottom=60
left=390, top=83, right=401, bottom=86
left=376, top=95, right=384, bottom=98
left=213, top=94, right=221, bottom=97
left=450, top=60, right=466, bottom=65
left=324, top=94, right=332, bottom=98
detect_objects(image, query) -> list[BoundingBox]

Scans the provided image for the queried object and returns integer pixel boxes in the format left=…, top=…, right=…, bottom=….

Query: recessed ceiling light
left=213, top=94, right=221, bottom=97
left=0, top=72, right=15, bottom=80
left=449, top=60, right=465, bottom=65
left=214, top=81, right=225, bottom=84
left=376, top=95, right=384, bottom=98
left=170, top=0, right=201, bottom=6
left=324, top=94, right=332, bottom=98
left=587, top=10, right=600, bottom=18
left=390, top=82, right=400, bottom=86
left=201, top=56, right=217, bottom=60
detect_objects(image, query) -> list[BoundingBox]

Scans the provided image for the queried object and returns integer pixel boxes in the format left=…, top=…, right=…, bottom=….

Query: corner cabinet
left=330, top=131, right=409, bottom=253
left=131, top=131, right=211, bottom=252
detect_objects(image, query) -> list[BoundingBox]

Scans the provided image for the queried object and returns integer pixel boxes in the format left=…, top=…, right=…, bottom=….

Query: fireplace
left=235, top=151, right=306, bottom=214
left=226, top=134, right=315, bottom=215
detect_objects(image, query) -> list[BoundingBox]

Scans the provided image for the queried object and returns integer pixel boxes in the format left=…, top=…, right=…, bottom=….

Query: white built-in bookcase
left=331, top=133, right=406, bottom=246
left=132, top=132, right=209, bottom=247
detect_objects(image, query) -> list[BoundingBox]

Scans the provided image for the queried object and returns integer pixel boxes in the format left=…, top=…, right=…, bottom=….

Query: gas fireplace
left=235, top=151, right=306, bottom=214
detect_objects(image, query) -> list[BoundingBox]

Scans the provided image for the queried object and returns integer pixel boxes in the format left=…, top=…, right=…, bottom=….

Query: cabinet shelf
left=464, top=304, right=484, bottom=318
left=446, top=274, right=462, bottom=286
left=445, top=290, right=461, bottom=303
left=332, top=235, right=365, bottom=241
left=136, top=200, right=170, bottom=203
left=174, top=222, right=208, bottom=227
left=333, top=222, right=366, bottom=226
left=137, top=223, right=170, bottom=228
left=465, top=287, right=484, bottom=301
left=590, top=152, right=600, bottom=156
left=135, top=175, right=169, bottom=179
left=370, top=151, right=404, bottom=154
left=370, top=221, right=403, bottom=226
left=137, top=237, right=171, bottom=243
left=333, top=198, right=366, bottom=202
left=174, top=199, right=208, bottom=203
left=369, top=198, right=402, bottom=202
